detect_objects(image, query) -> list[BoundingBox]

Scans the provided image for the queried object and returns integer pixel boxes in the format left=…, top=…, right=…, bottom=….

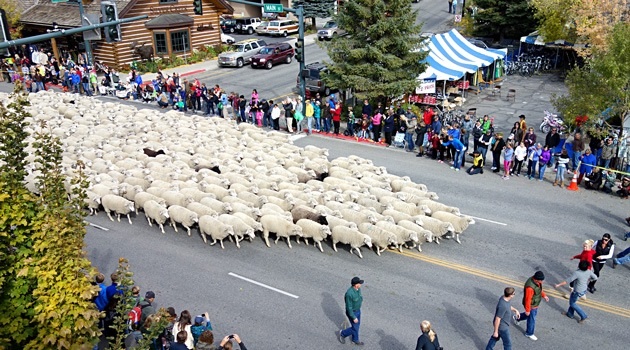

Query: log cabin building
left=19, top=0, right=234, bottom=68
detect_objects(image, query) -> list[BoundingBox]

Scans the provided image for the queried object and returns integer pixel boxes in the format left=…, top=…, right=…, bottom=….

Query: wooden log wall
left=93, top=0, right=226, bottom=69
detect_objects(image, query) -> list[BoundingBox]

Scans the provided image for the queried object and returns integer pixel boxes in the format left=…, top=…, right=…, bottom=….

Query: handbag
left=294, top=110, right=304, bottom=122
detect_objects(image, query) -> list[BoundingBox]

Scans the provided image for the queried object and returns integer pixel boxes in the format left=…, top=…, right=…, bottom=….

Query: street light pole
left=77, top=0, right=93, bottom=66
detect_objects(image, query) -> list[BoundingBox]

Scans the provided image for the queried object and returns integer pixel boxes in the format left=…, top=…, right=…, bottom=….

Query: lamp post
left=46, top=22, right=61, bottom=62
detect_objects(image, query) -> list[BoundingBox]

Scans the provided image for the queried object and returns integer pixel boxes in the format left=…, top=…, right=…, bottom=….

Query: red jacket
left=331, top=107, right=341, bottom=122
left=573, top=249, right=595, bottom=269
left=423, top=109, right=434, bottom=126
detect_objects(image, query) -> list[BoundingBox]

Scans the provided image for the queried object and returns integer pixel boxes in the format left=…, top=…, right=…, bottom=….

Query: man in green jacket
left=337, top=277, right=364, bottom=346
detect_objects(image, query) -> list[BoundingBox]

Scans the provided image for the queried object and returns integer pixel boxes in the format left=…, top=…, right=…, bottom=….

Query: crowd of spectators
left=93, top=272, right=246, bottom=350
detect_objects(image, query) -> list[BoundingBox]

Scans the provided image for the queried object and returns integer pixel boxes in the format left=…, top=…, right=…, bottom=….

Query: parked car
left=218, top=39, right=267, bottom=68
left=295, top=62, right=333, bottom=96
left=221, top=33, right=235, bottom=44
left=221, top=19, right=237, bottom=33
left=256, top=21, right=270, bottom=35
left=251, top=42, right=294, bottom=69
left=317, top=21, right=345, bottom=41
left=235, top=17, right=261, bottom=35
left=266, top=19, right=299, bottom=37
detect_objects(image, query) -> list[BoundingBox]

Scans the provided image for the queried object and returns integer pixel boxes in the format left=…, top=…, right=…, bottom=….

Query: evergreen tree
left=473, top=0, right=538, bottom=41
left=292, top=0, right=336, bottom=28
left=322, top=0, right=427, bottom=102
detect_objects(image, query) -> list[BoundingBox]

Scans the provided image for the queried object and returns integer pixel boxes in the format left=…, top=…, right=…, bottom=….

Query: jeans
left=286, top=117, right=293, bottom=132
left=538, top=163, right=547, bottom=180
left=600, top=158, right=611, bottom=169
left=555, top=165, right=566, bottom=183
left=324, top=118, right=331, bottom=133
left=341, top=310, right=361, bottom=343
left=306, top=117, right=313, bottom=134
left=572, top=151, right=582, bottom=170
left=314, top=117, right=321, bottom=131
left=519, top=307, right=538, bottom=336
left=492, top=152, right=501, bottom=170
left=36, top=81, right=46, bottom=92
left=485, top=327, right=511, bottom=350
left=527, top=160, right=538, bottom=178
left=454, top=150, right=464, bottom=169
left=566, top=291, right=587, bottom=320
left=478, top=146, right=488, bottom=165
left=347, top=121, right=355, bottom=136
left=405, top=133, right=414, bottom=151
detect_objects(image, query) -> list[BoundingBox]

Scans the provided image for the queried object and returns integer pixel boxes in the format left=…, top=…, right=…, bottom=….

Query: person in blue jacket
left=441, top=135, right=465, bottom=171
left=577, top=148, right=597, bottom=185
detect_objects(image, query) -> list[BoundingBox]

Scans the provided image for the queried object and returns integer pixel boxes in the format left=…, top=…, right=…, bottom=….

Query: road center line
left=468, top=215, right=507, bottom=226
left=228, top=272, right=299, bottom=299
left=87, top=222, right=110, bottom=231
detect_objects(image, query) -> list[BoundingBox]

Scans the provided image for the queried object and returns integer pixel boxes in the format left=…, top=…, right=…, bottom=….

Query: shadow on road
left=375, top=328, right=408, bottom=350
left=475, top=287, right=499, bottom=314
left=321, top=291, right=344, bottom=328
left=443, top=302, right=486, bottom=349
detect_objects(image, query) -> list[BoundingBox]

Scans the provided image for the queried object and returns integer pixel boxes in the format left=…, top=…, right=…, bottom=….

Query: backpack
left=128, top=303, right=149, bottom=330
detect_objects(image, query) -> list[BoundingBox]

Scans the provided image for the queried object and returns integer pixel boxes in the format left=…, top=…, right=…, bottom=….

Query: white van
left=266, top=19, right=299, bottom=37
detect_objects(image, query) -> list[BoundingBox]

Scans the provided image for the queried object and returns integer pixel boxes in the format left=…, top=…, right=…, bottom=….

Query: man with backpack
left=135, top=291, right=156, bottom=330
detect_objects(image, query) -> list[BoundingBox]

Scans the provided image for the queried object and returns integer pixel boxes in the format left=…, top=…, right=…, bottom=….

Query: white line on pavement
left=468, top=216, right=508, bottom=226
left=87, top=222, right=110, bottom=231
left=228, top=272, right=299, bottom=299
left=289, top=134, right=307, bottom=142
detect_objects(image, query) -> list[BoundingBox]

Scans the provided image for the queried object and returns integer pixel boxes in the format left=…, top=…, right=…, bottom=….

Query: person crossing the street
left=337, top=277, right=365, bottom=346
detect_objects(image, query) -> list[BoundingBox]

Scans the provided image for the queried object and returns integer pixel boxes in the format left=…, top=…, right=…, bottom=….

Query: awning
left=145, top=14, right=194, bottom=30
left=520, top=31, right=546, bottom=46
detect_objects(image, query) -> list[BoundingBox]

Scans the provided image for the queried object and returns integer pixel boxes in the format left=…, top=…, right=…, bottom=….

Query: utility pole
left=77, top=0, right=93, bottom=66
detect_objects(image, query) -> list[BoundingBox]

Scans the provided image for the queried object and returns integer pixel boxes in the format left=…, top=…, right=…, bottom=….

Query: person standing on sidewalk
left=485, top=287, right=520, bottom=350
left=331, top=102, right=342, bottom=136
left=441, top=135, right=465, bottom=171
left=304, top=98, right=314, bottom=135
left=587, top=233, right=615, bottom=293
left=555, top=260, right=597, bottom=324
left=337, top=277, right=365, bottom=346
left=515, top=271, right=549, bottom=341
left=448, top=0, right=453, bottom=13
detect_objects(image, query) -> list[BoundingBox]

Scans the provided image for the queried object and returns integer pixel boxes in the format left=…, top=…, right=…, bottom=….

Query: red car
left=250, top=43, right=294, bottom=70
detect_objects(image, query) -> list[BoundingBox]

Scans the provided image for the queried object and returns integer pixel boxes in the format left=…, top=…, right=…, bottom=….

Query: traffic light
left=295, top=39, right=304, bottom=63
left=193, top=0, right=203, bottom=15
left=101, top=1, right=121, bottom=43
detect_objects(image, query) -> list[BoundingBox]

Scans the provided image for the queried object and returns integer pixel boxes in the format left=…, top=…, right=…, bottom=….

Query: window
left=159, top=0, right=178, bottom=3
left=170, top=30, right=190, bottom=53
left=154, top=33, right=167, bottom=55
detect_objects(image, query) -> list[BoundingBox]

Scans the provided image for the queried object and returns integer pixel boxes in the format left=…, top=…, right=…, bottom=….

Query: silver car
left=256, top=21, right=270, bottom=35
left=218, top=39, right=267, bottom=68
left=318, top=21, right=345, bottom=41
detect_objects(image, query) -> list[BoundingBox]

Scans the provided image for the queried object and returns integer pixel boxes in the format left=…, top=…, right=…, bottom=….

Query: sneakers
left=512, top=314, right=520, bottom=325
left=578, top=318, right=587, bottom=324
left=352, top=341, right=365, bottom=346
left=526, top=334, right=538, bottom=341
left=450, top=166, right=454, bottom=169
left=612, top=259, right=619, bottom=268
left=490, top=167, right=497, bottom=170
left=503, top=176, right=509, bottom=180
left=336, top=330, right=345, bottom=344
left=455, top=168, right=460, bottom=172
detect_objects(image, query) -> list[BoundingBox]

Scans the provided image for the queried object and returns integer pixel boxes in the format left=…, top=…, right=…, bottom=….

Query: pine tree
left=321, top=0, right=427, bottom=102
left=292, top=0, right=336, bottom=27
left=473, top=0, right=538, bottom=41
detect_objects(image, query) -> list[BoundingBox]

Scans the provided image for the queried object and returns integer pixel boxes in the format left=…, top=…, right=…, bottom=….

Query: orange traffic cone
left=567, top=171, right=579, bottom=191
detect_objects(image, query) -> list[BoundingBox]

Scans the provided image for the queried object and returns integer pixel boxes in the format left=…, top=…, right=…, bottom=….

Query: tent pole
left=555, top=48, right=559, bottom=69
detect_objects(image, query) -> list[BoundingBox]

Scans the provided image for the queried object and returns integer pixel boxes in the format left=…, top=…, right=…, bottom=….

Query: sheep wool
left=101, top=194, right=135, bottom=224
left=331, top=226, right=372, bottom=259
left=358, top=223, right=396, bottom=256
left=296, top=219, right=331, bottom=253
left=167, top=205, right=199, bottom=236
left=143, top=200, right=170, bottom=234
left=259, top=214, right=303, bottom=249
left=198, top=215, right=235, bottom=248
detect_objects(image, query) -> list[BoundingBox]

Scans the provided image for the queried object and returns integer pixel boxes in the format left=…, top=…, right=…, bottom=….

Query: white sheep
left=101, top=194, right=135, bottom=224
left=381, top=209, right=414, bottom=224
left=331, top=226, right=373, bottom=259
left=167, top=205, right=199, bottom=236
left=134, top=192, right=166, bottom=214
left=415, top=215, right=455, bottom=244
left=179, top=187, right=216, bottom=202
left=396, top=220, right=433, bottom=251
left=375, top=221, right=418, bottom=252
left=198, top=215, right=236, bottom=248
left=200, top=197, right=232, bottom=214
left=232, top=212, right=263, bottom=232
left=259, top=214, right=303, bottom=248
left=217, top=214, right=255, bottom=248
left=143, top=200, right=170, bottom=233
left=338, top=208, right=377, bottom=225
left=389, top=200, right=429, bottom=217
left=431, top=211, right=475, bottom=244
left=418, top=199, right=460, bottom=215
left=358, top=223, right=397, bottom=256
left=186, top=202, right=219, bottom=218
left=296, top=219, right=331, bottom=253
left=84, top=190, right=101, bottom=215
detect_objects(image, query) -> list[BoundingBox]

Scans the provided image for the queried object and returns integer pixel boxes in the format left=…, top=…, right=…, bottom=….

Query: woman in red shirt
left=571, top=239, right=595, bottom=269
left=331, top=102, right=342, bottom=135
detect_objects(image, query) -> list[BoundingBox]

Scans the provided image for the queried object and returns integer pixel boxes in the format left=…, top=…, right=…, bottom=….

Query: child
left=347, top=106, right=355, bottom=136
left=554, top=149, right=570, bottom=187
left=358, top=116, right=369, bottom=139
left=503, top=142, right=514, bottom=180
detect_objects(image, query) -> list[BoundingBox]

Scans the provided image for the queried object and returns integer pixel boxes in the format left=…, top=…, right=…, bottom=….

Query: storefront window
left=154, top=33, right=168, bottom=55
left=170, top=30, right=190, bottom=53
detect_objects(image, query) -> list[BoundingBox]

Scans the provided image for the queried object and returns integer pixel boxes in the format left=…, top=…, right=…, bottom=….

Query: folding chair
left=492, top=85, right=502, bottom=97
left=506, top=89, right=516, bottom=101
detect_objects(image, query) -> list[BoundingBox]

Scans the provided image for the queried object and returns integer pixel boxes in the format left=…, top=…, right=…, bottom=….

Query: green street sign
left=263, top=4, right=283, bottom=13
left=52, top=0, right=70, bottom=3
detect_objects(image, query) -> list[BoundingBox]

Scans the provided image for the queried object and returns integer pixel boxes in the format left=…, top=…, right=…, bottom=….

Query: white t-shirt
left=172, top=322, right=194, bottom=349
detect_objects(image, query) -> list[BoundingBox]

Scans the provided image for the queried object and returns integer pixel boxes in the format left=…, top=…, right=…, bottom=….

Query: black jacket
left=415, top=333, right=440, bottom=350
left=545, top=131, right=560, bottom=148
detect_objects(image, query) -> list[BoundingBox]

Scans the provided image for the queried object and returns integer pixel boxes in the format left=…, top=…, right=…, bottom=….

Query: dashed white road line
left=289, top=134, right=307, bottom=142
left=228, top=272, right=299, bottom=299
left=87, top=222, right=110, bottom=231
left=468, top=216, right=508, bottom=226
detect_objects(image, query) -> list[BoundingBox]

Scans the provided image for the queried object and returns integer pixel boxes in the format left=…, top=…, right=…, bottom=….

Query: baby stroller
left=393, top=132, right=406, bottom=148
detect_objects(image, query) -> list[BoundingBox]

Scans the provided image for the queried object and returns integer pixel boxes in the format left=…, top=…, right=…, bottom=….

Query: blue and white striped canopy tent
left=417, top=29, right=507, bottom=86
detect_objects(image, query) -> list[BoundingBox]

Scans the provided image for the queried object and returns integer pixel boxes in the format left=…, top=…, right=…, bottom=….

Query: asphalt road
left=85, top=131, right=630, bottom=349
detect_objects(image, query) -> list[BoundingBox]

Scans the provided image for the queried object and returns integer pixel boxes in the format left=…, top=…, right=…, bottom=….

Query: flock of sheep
left=9, top=90, right=475, bottom=259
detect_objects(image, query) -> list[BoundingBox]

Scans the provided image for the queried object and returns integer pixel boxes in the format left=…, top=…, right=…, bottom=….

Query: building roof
left=145, top=14, right=194, bottom=30
left=20, top=0, right=134, bottom=28
left=15, top=0, right=40, bottom=14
